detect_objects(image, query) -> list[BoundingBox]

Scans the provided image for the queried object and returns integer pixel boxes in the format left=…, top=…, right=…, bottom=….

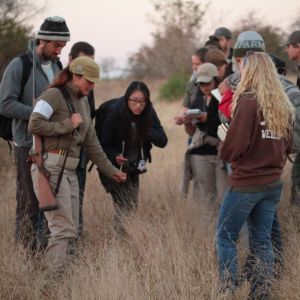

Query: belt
left=48, top=149, right=68, bottom=155
left=44, top=152, right=80, bottom=170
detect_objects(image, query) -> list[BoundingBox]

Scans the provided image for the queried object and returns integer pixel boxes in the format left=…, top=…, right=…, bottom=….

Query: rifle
left=31, top=39, right=58, bottom=212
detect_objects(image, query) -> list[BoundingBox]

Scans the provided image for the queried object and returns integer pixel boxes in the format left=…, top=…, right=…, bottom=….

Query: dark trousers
left=111, top=173, right=139, bottom=233
left=14, top=146, right=40, bottom=251
left=76, top=149, right=88, bottom=236
left=100, top=171, right=139, bottom=233
left=291, top=152, right=300, bottom=205
left=76, top=166, right=86, bottom=236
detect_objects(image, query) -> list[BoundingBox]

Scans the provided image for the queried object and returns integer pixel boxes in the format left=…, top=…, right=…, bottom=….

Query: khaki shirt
left=29, top=81, right=118, bottom=178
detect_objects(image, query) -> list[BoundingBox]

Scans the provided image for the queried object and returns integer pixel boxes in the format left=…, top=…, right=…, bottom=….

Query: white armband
left=33, top=100, right=53, bottom=119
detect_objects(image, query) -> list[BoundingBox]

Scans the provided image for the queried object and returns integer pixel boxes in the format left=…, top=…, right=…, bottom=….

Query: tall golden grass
left=0, top=79, right=300, bottom=299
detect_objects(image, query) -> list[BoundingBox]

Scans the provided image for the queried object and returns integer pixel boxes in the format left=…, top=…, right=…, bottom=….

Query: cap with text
left=233, top=31, right=265, bottom=58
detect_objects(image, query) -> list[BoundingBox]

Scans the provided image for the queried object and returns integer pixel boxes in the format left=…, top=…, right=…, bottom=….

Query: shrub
left=159, top=73, right=190, bottom=102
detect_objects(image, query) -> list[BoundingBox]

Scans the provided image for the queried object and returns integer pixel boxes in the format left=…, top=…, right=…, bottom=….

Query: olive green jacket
left=29, top=81, right=118, bottom=178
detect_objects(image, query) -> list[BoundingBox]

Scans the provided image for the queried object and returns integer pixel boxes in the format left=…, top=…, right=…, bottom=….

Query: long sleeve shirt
left=220, top=92, right=293, bottom=187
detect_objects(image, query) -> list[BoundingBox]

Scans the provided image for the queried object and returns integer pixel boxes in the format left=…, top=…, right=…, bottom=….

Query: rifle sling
left=54, top=150, right=70, bottom=196
left=53, top=86, right=74, bottom=196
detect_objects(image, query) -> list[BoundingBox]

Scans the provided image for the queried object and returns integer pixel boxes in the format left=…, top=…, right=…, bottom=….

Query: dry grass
left=1, top=79, right=300, bottom=299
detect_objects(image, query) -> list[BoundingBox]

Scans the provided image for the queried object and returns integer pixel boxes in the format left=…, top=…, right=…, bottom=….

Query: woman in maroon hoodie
left=216, top=52, right=294, bottom=299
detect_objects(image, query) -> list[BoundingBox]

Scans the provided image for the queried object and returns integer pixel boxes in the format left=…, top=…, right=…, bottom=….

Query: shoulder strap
left=19, top=54, right=63, bottom=99
left=56, top=59, right=63, bottom=71
left=56, top=86, right=75, bottom=114
left=19, top=53, right=32, bottom=99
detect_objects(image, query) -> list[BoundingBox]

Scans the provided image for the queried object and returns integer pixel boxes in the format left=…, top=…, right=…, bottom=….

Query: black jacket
left=189, top=90, right=220, bottom=155
left=101, top=97, right=168, bottom=171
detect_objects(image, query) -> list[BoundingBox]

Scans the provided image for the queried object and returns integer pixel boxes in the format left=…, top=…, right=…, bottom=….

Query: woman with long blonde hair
left=216, top=52, right=294, bottom=298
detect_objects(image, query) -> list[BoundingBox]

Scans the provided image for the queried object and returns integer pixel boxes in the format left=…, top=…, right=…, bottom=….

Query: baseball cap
left=195, top=63, right=219, bottom=84
left=69, top=57, right=100, bottom=83
left=286, top=30, right=300, bottom=45
left=210, top=27, right=232, bottom=40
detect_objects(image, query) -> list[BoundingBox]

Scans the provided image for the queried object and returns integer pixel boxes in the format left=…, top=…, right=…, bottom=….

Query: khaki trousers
left=190, top=154, right=228, bottom=204
left=32, top=160, right=79, bottom=271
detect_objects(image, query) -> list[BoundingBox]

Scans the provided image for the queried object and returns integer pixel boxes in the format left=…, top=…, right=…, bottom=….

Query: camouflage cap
left=69, top=56, right=100, bottom=83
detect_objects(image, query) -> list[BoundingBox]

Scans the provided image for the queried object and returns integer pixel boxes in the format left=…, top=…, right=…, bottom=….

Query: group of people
left=0, top=16, right=167, bottom=273
left=1, top=14, right=300, bottom=298
left=175, top=27, right=300, bottom=298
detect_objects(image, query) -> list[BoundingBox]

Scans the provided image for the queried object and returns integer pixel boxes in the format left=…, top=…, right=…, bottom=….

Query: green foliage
left=0, top=18, right=32, bottom=79
left=0, top=0, right=42, bottom=79
left=128, top=0, right=209, bottom=79
left=159, top=73, right=189, bottom=102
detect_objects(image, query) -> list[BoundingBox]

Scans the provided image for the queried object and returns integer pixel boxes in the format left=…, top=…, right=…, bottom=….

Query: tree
left=289, top=9, right=300, bottom=32
left=128, top=0, right=209, bottom=79
left=0, top=0, right=45, bottom=79
left=100, top=57, right=117, bottom=79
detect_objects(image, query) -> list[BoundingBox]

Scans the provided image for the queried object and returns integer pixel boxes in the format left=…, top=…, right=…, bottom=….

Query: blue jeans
left=216, top=186, right=282, bottom=297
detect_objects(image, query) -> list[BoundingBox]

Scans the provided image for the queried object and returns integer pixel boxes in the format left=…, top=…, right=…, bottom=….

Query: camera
left=137, top=159, right=147, bottom=174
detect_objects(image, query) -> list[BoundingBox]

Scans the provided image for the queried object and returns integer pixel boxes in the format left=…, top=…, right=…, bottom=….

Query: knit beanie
left=36, top=16, right=70, bottom=42
left=233, top=31, right=265, bottom=58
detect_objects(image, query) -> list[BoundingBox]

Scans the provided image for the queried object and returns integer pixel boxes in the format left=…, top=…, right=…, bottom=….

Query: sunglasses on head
left=243, top=50, right=255, bottom=66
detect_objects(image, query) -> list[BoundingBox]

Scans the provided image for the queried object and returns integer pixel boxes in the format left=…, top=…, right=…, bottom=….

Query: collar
left=65, top=81, right=82, bottom=99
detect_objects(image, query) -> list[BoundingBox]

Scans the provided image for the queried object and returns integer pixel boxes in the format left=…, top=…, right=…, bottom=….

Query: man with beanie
left=0, top=16, right=70, bottom=252
left=285, top=30, right=300, bottom=89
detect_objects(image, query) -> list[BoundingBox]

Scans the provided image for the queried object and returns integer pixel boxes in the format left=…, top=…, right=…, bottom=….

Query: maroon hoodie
left=220, top=92, right=293, bottom=187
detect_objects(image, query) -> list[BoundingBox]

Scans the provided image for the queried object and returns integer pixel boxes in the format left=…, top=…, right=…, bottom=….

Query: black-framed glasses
left=129, top=98, right=146, bottom=106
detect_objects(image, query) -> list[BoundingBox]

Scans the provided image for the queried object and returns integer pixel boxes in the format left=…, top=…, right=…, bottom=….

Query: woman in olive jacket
left=29, top=57, right=126, bottom=271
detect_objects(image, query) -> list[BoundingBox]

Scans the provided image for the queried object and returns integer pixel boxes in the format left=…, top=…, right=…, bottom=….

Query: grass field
left=0, top=79, right=300, bottom=299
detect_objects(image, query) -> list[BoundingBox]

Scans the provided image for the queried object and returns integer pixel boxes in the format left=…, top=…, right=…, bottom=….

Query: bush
left=159, top=73, right=190, bottom=102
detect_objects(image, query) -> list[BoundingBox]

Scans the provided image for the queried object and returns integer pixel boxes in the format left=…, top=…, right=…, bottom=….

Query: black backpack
left=0, top=53, right=62, bottom=142
left=94, top=98, right=119, bottom=143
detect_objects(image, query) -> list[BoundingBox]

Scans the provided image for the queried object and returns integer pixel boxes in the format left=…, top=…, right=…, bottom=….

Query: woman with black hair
left=99, top=81, right=168, bottom=231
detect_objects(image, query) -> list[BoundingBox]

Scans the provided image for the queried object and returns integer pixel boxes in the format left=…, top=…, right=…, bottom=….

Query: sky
left=31, top=0, right=300, bottom=69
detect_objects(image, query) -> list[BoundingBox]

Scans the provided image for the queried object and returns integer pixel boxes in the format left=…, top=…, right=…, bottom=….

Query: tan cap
left=195, top=63, right=219, bottom=83
left=69, top=56, right=100, bottom=83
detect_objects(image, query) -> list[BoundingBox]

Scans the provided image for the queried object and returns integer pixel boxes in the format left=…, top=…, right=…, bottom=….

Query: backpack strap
left=19, top=53, right=32, bottom=100
left=56, top=86, right=75, bottom=114
left=56, top=59, right=63, bottom=71
left=19, top=53, right=63, bottom=100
